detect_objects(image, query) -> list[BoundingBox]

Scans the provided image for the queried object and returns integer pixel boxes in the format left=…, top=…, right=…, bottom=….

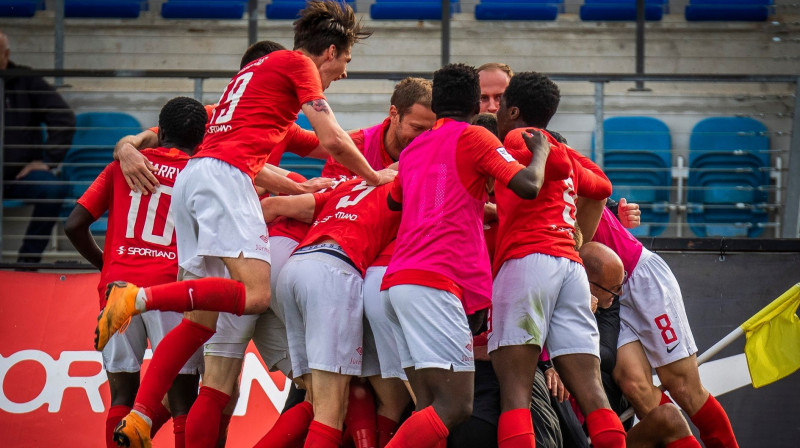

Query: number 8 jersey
left=78, top=147, right=190, bottom=305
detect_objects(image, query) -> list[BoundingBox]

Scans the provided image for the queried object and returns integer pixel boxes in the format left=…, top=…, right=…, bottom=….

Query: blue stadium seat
left=0, top=0, right=44, bottom=17
left=687, top=117, right=770, bottom=238
left=60, top=112, right=142, bottom=233
left=267, top=0, right=355, bottom=20
left=580, top=0, right=665, bottom=21
left=594, top=116, right=672, bottom=237
left=162, top=0, right=247, bottom=19
left=65, top=0, right=144, bottom=18
left=475, top=0, right=561, bottom=21
left=3, top=199, right=25, bottom=207
left=370, top=0, right=458, bottom=20
left=685, top=0, right=772, bottom=21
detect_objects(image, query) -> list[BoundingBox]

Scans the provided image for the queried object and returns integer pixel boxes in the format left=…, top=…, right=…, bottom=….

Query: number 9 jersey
left=77, top=147, right=190, bottom=306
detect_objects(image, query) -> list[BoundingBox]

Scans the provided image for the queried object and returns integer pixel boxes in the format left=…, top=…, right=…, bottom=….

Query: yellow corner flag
left=741, top=283, right=800, bottom=388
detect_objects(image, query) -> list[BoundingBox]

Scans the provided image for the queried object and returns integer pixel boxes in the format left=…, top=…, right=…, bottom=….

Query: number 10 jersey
left=78, top=147, right=190, bottom=305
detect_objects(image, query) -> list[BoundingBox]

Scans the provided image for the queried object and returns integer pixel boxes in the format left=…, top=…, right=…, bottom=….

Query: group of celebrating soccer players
left=65, top=1, right=741, bottom=447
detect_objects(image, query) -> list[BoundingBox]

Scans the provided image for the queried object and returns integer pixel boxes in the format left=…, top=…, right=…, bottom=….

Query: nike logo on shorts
left=188, top=287, right=195, bottom=309
left=666, top=341, right=681, bottom=353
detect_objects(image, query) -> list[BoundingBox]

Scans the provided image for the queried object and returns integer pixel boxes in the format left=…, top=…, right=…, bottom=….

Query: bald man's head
left=580, top=242, right=624, bottom=309
left=0, top=31, right=9, bottom=70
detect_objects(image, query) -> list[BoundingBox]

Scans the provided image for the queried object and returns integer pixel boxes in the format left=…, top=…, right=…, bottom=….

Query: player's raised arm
left=260, top=194, right=317, bottom=224
left=114, top=130, right=160, bottom=194
left=505, top=129, right=550, bottom=199
left=302, top=99, right=395, bottom=186
left=254, top=163, right=333, bottom=196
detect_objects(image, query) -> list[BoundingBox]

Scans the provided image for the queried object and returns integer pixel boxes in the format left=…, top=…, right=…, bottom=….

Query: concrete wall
left=657, top=248, right=800, bottom=447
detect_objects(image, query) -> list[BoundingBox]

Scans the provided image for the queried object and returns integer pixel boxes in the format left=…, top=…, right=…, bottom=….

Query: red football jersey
left=298, top=178, right=401, bottom=275
left=195, top=50, right=325, bottom=179
left=78, top=147, right=190, bottom=305
left=492, top=129, right=612, bottom=274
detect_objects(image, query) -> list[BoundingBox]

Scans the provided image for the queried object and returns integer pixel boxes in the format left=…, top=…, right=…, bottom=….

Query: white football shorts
left=103, top=311, right=204, bottom=375
left=488, top=253, right=600, bottom=360
left=278, top=245, right=364, bottom=377
left=363, top=266, right=406, bottom=380
left=172, top=157, right=271, bottom=279
left=618, top=248, right=698, bottom=368
left=384, top=284, right=475, bottom=373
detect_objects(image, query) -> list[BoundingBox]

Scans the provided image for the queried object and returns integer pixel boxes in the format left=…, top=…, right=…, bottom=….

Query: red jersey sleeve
left=312, top=190, right=334, bottom=219
left=322, top=129, right=365, bottom=178
left=456, top=125, right=525, bottom=199
left=389, top=172, right=403, bottom=204
left=288, top=53, right=326, bottom=105
left=77, top=162, right=115, bottom=219
left=569, top=148, right=612, bottom=200
left=285, top=124, right=320, bottom=158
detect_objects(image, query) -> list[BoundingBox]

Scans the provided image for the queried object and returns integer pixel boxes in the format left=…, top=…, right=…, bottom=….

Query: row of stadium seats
left=0, top=0, right=774, bottom=21
left=595, top=116, right=775, bottom=238
left=1, top=113, right=777, bottom=239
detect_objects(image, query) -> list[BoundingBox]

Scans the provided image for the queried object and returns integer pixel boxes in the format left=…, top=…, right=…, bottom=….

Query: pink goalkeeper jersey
left=592, top=207, right=643, bottom=280
left=383, top=120, right=492, bottom=313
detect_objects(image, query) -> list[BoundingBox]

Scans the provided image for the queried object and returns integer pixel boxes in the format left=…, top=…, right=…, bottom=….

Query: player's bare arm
left=114, top=130, right=160, bottom=194
left=260, top=194, right=316, bottom=224
left=506, top=129, right=550, bottom=199
left=576, top=197, right=608, bottom=243
left=258, top=163, right=334, bottom=195
left=302, top=99, right=393, bottom=186
left=64, top=204, right=104, bottom=270
left=255, top=164, right=332, bottom=196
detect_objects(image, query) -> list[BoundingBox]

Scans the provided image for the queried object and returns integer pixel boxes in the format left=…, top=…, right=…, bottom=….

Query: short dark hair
left=391, top=77, right=432, bottom=118
left=431, top=63, right=480, bottom=117
left=240, top=40, right=287, bottom=69
left=472, top=113, right=498, bottom=137
left=158, top=97, right=207, bottom=149
left=293, top=1, right=371, bottom=56
left=503, top=72, right=560, bottom=128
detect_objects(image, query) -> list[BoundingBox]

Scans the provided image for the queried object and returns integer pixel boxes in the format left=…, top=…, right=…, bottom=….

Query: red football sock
left=106, top=405, right=131, bottom=448
left=498, top=408, right=535, bottom=448
left=132, top=319, right=215, bottom=418
left=342, top=427, right=355, bottom=448
left=660, top=391, right=674, bottom=406
left=173, top=414, right=188, bottom=448
left=585, top=408, right=626, bottom=448
left=303, top=421, right=342, bottom=448
left=345, top=380, right=377, bottom=448
left=376, top=415, right=398, bottom=448
left=150, top=401, right=172, bottom=437
left=143, top=278, right=245, bottom=315
left=218, top=413, right=232, bottom=447
left=666, top=435, right=702, bottom=448
left=690, top=394, right=739, bottom=448
left=185, top=386, right=231, bottom=448
left=385, top=406, right=448, bottom=448
left=253, top=401, right=314, bottom=448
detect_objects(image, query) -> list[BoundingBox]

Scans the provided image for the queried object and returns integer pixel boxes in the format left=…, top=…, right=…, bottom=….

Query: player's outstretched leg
left=655, top=356, right=738, bottom=448
left=554, top=353, right=626, bottom=448
left=96, top=281, right=141, bottom=351
left=95, top=276, right=253, bottom=351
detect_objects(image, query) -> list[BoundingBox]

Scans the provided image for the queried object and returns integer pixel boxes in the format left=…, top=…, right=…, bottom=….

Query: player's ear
left=157, top=127, right=166, bottom=146
left=326, top=44, right=336, bottom=61
left=508, top=106, right=521, bottom=121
